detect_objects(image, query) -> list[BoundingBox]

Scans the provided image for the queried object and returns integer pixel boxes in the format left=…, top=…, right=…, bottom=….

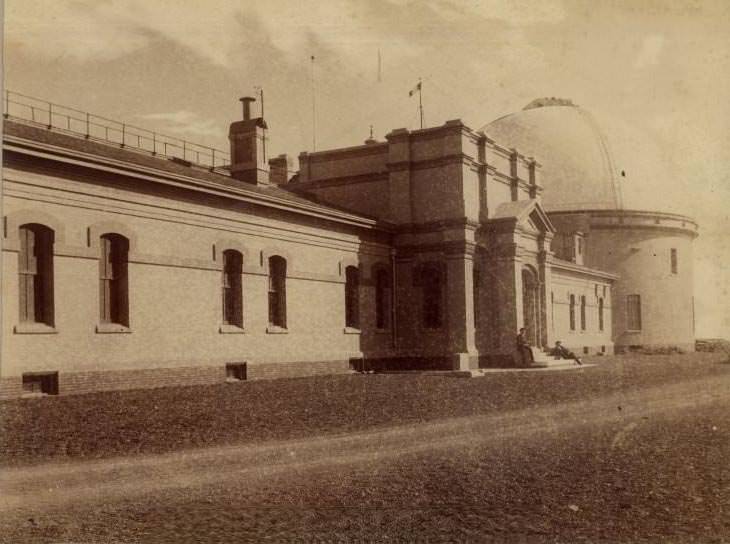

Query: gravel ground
left=2, top=353, right=728, bottom=466
left=1, top=374, right=728, bottom=543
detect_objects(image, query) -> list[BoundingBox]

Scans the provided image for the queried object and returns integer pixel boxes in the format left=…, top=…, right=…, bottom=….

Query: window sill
left=96, top=323, right=132, bottom=334
left=21, top=392, right=50, bottom=398
left=625, top=329, right=642, bottom=334
left=266, top=326, right=288, bottom=334
left=343, top=327, right=361, bottom=335
left=219, top=324, right=246, bottom=334
left=14, top=323, right=58, bottom=335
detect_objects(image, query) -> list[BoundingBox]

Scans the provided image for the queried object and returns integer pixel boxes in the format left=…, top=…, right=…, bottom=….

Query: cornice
left=548, top=208, right=698, bottom=229
left=288, top=171, right=389, bottom=190
left=397, top=217, right=480, bottom=234
left=301, top=142, right=388, bottom=163
left=395, top=239, right=477, bottom=257
left=550, top=258, right=620, bottom=281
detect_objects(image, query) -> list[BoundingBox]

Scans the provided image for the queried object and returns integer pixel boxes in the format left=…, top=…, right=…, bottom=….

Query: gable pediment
left=489, top=199, right=556, bottom=234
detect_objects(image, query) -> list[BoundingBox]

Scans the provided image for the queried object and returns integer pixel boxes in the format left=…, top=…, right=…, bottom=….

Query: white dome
left=481, top=100, right=686, bottom=215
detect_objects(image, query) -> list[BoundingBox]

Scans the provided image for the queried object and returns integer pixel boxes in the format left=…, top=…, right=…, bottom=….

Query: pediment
left=489, top=199, right=556, bottom=234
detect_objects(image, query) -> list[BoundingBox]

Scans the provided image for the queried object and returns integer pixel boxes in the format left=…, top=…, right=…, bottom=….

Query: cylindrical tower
left=482, top=98, right=698, bottom=352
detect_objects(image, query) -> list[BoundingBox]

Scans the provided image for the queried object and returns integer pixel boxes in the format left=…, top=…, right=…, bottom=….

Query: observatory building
left=0, top=94, right=697, bottom=397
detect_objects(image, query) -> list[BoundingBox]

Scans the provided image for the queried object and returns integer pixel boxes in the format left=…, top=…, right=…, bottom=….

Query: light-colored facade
left=0, top=95, right=694, bottom=398
left=485, top=99, right=698, bottom=352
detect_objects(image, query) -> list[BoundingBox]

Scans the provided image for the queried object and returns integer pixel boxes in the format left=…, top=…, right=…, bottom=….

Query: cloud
left=5, top=0, right=245, bottom=66
left=634, top=34, right=666, bottom=68
left=6, top=0, right=563, bottom=73
left=389, top=0, right=566, bottom=25
left=135, top=110, right=221, bottom=139
left=5, top=1, right=150, bottom=62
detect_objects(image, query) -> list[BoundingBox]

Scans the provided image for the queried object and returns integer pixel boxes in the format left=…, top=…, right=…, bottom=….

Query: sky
left=4, top=0, right=729, bottom=337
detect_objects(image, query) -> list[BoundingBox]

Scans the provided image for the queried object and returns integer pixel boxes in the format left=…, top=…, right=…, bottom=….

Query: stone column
left=537, top=237, right=554, bottom=349
left=444, top=246, right=477, bottom=370
left=490, top=243, right=522, bottom=364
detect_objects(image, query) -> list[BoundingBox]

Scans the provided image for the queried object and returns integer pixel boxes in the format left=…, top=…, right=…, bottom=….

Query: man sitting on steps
left=552, top=340, right=583, bottom=365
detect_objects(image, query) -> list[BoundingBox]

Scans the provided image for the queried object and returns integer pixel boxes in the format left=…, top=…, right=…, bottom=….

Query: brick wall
left=247, top=360, right=351, bottom=380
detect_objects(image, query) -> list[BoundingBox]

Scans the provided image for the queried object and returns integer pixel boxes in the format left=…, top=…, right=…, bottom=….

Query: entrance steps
left=529, top=348, right=582, bottom=369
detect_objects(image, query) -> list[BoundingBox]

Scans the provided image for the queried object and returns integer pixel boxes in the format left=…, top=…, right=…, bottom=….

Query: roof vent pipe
left=239, top=97, right=256, bottom=120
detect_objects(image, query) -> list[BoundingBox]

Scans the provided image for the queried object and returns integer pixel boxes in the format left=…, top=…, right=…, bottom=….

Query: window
left=626, top=294, right=642, bottom=331
left=580, top=295, right=586, bottom=331
left=99, top=234, right=129, bottom=326
left=345, top=266, right=360, bottom=329
left=268, top=256, right=287, bottom=328
left=422, top=264, right=443, bottom=329
left=222, top=250, right=243, bottom=327
left=569, top=294, right=576, bottom=331
left=22, top=372, right=59, bottom=395
left=375, top=269, right=391, bottom=330
left=18, top=224, right=54, bottom=325
left=598, top=298, right=604, bottom=332
left=225, top=363, right=247, bottom=381
left=670, top=248, right=678, bottom=274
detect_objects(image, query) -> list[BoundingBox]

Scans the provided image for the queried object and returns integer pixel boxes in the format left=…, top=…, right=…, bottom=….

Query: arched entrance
left=522, top=267, right=540, bottom=346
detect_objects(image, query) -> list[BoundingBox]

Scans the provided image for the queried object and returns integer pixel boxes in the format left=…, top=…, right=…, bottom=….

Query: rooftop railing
left=3, top=90, right=231, bottom=173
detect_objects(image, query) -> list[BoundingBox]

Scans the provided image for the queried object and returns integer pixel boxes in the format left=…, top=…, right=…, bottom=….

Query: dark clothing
left=553, top=344, right=582, bottom=365
left=516, top=332, right=534, bottom=366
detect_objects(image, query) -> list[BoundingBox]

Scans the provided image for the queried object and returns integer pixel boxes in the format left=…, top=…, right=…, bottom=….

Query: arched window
left=100, top=234, right=129, bottom=326
left=569, top=294, right=576, bottom=331
left=580, top=295, right=587, bottom=331
left=422, top=263, right=443, bottom=329
left=375, top=268, right=391, bottom=330
left=268, top=256, right=287, bottom=328
left=222, top=250, right=243, bottom=327
left=344, top=266, right=360, bottom=329
left=598, top=297, right=604, bottom=332
left=19, top=224, right=54, bottom=325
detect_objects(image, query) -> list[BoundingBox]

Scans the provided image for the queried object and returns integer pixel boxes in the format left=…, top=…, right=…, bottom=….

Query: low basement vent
left=22, top=371, right=59, bottom=396
left=226, top=363, right=247, bottom=382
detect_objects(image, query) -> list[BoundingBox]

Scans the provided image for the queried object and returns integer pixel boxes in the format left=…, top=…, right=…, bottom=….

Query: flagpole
left=254, top=86, right=266, bottom=160
left=418, top=78, right=423, bottom=129
left=311, top=55, right=317, bottom=151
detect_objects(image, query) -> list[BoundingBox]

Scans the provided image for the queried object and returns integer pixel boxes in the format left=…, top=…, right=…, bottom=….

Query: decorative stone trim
left=14, top=323, right=58, bottom=335
left=3, top=209, right=66, bottom=244
left=95, top=323, right=132, bottom=334
left=87, top=221, right=138, bottom=251
left=219, top=324, right=246, bottom=334
left=338, top=256, right=360, bottom=276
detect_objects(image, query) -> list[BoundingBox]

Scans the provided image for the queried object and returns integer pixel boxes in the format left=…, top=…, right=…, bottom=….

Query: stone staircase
left=529, top=348, right=581, bottom=369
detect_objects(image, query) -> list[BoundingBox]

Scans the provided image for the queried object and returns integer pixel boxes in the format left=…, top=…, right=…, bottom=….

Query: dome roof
left=481, top=99, right=685, bottom=215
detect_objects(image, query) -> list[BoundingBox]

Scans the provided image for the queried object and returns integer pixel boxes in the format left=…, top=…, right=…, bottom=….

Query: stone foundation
left=0, top=360, right=353, bottom=399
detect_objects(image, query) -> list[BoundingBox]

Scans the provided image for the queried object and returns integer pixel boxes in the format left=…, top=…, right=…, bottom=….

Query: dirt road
left=3, top=373, right=727, bottom=516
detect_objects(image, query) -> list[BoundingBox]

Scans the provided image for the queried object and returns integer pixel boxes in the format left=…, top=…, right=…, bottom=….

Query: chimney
left=268, top=154, right=292, bottom=185
left=240, top=96, right=255, bottom=121
left=229, top=97, right=269, bottom=185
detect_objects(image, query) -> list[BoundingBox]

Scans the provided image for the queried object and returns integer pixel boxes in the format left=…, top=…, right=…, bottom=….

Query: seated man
left=516, top=327, right=534, bottom=366
left=552, top=341, right=583, bottom=365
